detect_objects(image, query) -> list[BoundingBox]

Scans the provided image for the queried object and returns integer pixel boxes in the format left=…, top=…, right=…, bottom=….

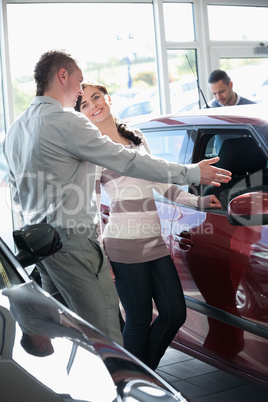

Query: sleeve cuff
left=185, top=164, right=201, bottom=185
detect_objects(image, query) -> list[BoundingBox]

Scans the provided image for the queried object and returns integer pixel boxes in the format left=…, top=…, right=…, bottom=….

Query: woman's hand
left=208, top=194, right=222, bottom=209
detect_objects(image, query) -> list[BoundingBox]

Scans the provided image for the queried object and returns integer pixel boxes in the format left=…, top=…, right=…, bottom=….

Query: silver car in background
left=0, top=223, right=187, bottom=402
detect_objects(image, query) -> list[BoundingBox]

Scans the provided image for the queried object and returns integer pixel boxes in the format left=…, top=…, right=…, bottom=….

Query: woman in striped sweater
left=75, top=82, right=221, bottom=369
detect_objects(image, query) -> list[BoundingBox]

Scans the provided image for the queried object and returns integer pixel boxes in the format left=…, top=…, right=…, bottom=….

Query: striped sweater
left=96, top=134, right=209, bottom=263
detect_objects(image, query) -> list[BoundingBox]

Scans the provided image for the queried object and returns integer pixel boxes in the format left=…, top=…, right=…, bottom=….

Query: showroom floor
left=156, top=347, right=267, bottom=402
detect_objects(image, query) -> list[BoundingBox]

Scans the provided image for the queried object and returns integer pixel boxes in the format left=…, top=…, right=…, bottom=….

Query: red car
left=132, top=104, right=268, bottom=387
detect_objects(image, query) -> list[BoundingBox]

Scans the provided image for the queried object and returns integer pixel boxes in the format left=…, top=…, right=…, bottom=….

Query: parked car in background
left=131, top=104, right=268, bottom=387
left=117, top=98, right=155, bottom=120
left=112, top=87, right=159, bottom=121
left=169, top=78, right=199, bottom=114
left=111, top=78, right=199, bottom=122
left=0, top=224, right=187, bottom=401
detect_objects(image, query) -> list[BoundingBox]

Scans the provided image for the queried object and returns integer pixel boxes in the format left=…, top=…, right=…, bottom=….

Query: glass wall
left=219, top=58, right=268, bottom=103
left=207, top=4, right=268, bottom=104
left=0, top=51, right=4, bottom=137
left=7, top=2, right=159, bottom=120
left=5, top=1, right=268, bottom=123
left=208, top=5, right=268, bottom=41
left=163, top=2, right=194, bottom=42
left=167, top=49, right=199, bottom=113
left=6, top=1, right=201, bottom=122
left=0, top=46, right=13, bottom=248
left=2, top=0, right=268, bottom=123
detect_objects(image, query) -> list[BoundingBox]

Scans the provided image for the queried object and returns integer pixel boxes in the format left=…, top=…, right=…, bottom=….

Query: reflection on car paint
left=133, top=104, right=268, bottom=387
left=0, top=224, right=187, bottom=401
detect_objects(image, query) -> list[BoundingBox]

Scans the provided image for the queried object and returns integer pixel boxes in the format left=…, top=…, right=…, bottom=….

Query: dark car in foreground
left=0, top=224, right=187, bottom=401
left=132, top=104, right=268, bottom=388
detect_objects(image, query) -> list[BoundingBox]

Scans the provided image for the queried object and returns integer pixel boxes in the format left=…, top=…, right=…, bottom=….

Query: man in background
left=206, top=69, right=256, bottom=107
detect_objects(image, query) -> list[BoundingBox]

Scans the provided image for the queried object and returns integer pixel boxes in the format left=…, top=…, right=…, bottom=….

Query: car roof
left=132, top=103, right=268, bottom=129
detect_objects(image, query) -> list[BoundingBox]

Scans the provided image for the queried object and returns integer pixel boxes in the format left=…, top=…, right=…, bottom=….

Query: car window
left=120, top=101, right=153, bottom=119
left=199, top=131, right=268, bottom=209
left=204, top=133, right=247, bottom=158
left=143, top=129, right=188, bottom=163
left=180, top=129, right=196, bottom=165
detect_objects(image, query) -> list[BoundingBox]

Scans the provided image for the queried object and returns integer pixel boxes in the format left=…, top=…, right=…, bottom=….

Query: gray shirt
left=4, top=96, right=200, bottom=230
left=3, top=284, right=81, bottom=339
left=206, top=94, right=256, bottom=108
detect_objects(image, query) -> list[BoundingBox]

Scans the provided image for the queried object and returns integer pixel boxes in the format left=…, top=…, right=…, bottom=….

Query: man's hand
left=198, top=157, right=232, bottom=186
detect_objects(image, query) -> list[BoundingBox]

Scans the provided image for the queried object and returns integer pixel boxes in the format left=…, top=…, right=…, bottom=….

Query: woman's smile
left=92, top=108, right=103, bottom=117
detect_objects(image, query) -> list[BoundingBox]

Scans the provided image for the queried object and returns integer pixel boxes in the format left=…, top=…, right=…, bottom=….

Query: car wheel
left=236, top=282, right=253, bottom=314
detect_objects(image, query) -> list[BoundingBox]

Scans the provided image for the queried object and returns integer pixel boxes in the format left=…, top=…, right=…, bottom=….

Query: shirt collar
left=31, top=96, right=63, bottom=110
left=235, top=94, right=241, bottom=105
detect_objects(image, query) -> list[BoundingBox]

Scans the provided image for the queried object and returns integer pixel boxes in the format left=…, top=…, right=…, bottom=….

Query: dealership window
left=5, top=1, right=204, bottom=121
left=167, top=49, right=199, bottom=113
left=219, top=58, right=268, bottom=103
left=7, top=2, right=159, bottom=120
left=2, top=0, right=268, bottom=121
left=0, top=61, right=4, bottom=137
left=160, top=2, right=200, bottom=113
left=0, top=52, right=13, bottom=248
left=208, top=5, right=268, bottom=41
left=207, top=4, right=268, bottom=104
left=163, top=2, right=194, bottom=42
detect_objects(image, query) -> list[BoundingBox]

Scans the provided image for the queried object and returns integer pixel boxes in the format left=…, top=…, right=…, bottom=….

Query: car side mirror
left=227, top=191, right=268, bottom=226
left=13, top=223, right=62, bottom=268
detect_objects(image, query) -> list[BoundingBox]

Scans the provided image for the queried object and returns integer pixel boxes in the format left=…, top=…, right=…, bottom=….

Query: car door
left=166, top=127, right=268, bottom=383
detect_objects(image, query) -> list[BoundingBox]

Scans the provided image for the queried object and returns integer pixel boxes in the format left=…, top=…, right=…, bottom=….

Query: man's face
left=209, top=80, right=234, bottom=106
left=65, top=67, right=84, bottom=108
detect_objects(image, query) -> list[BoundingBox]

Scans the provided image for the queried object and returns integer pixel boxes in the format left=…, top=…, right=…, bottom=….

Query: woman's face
left=79, top=85, right=112, bottom=124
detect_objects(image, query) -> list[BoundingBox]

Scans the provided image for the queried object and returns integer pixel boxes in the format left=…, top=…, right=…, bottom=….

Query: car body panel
left=169, top=203, right=268, bottom=382
left=132, top=104, right=268, bottom=387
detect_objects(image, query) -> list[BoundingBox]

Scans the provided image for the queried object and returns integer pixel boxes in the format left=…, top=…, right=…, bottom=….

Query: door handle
left=174, top=231, right=194, bottom=251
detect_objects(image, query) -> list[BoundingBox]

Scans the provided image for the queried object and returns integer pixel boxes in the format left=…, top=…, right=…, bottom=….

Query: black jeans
left=111, top=255, right=186, bottom=370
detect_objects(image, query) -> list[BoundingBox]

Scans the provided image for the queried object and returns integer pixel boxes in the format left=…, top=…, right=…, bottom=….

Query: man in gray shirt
left=3, top=284, right=81, bottom=355
left=4, top=50, right=231, bottom=345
